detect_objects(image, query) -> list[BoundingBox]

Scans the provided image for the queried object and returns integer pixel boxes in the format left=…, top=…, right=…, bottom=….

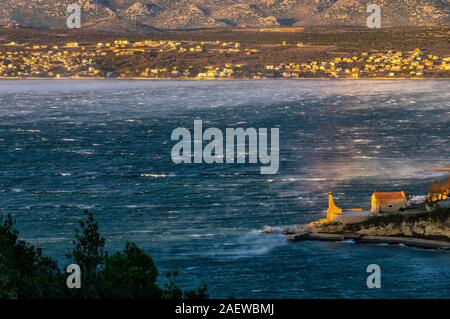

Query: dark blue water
left=1, top=79, right=450, bottom=298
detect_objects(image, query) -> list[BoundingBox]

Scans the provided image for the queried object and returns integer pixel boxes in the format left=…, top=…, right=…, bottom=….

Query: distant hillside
left=0, top=0, right=449, bottom=32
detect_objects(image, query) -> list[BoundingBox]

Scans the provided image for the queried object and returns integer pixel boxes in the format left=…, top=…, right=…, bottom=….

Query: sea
left=0, top=79, right=449, bottom=298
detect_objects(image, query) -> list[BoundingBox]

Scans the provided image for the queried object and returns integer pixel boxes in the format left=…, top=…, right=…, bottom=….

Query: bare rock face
left=315, top=222, right=345, bottom=234
left=321, top=0, right=366, bottom=25
left=213, top=4, right=281, bottom=26
left=344, top=211, right=450, bottom=240
left=0, top=0, right=449, bottom=31
left=3, top=0, right=114, bottom=28
left=125, top=2, right=149, bottom=16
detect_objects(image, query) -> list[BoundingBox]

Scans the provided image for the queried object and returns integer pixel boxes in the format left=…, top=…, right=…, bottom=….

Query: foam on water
left=0, top=80, right=450, bottom=298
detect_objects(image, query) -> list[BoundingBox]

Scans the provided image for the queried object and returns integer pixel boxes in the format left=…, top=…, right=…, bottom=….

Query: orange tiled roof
left=372, top=192, right=406, bottom=200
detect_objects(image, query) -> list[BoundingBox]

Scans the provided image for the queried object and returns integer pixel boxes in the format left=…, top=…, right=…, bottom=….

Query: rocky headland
left=283, top=207, right=450, bottom=250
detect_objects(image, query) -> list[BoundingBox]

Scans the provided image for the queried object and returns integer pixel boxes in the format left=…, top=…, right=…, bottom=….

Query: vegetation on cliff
left=328, top=207, right=450, bottom=241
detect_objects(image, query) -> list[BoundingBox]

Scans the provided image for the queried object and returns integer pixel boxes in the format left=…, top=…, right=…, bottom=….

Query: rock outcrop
left=316, top=209, right=450, bottom=241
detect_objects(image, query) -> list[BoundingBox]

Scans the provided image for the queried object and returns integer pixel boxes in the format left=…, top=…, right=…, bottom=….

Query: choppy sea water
left=1, top=79, right=450, bottom=298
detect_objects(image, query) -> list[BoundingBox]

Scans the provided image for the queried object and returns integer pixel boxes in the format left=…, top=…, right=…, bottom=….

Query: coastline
left=285, top=231, right=450, bottom=250
left=1, top=76, right=450, bottom=81
left=283, top=207, right=450, bottom=251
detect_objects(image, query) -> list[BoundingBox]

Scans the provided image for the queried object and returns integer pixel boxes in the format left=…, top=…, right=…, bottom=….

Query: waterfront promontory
left=283, top=179, right=450, bottom=250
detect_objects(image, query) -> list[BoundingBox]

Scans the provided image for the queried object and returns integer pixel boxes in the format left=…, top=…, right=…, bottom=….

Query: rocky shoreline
left=285, top=231, right=450, bottom=250
left=280, top=208, right=450, bottom=250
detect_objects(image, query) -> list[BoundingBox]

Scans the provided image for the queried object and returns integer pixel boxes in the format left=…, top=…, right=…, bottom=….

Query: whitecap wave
left=140, top=173, right=167, bottom=178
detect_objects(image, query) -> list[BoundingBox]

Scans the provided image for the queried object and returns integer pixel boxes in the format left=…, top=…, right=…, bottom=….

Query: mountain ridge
left=0, top=0, right=449, bottom=32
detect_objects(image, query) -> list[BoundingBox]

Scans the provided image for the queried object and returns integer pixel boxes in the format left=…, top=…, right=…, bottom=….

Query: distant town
left=1, top=28, right=449, bottom=80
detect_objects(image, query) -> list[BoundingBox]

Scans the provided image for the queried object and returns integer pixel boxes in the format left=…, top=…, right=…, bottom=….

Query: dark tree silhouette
left=0, top=211, right=208, bottom=299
